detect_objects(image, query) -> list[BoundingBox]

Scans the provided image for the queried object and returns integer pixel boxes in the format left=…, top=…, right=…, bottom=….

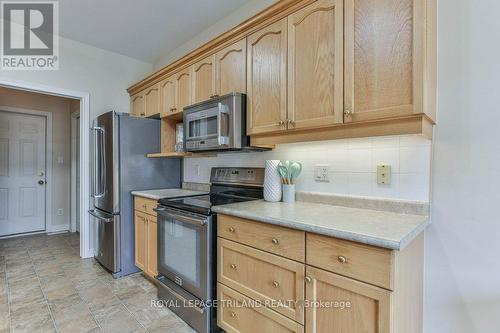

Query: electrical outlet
left=57, top=208, right=63, bottom=216
left=314, top=165, right=330, bottom=182
left=377, top=165, right=392, bottom=185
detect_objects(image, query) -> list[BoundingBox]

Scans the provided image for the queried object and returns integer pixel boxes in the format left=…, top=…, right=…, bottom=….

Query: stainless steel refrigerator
left=89, top=111, right=181, bottom=278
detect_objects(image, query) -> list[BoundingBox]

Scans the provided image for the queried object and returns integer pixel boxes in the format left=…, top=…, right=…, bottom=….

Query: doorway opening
left=0, top=80, right=91, bottom=258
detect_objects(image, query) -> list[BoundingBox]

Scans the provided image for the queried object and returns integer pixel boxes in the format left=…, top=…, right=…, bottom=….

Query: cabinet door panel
left=160, top=75, right=176, bottom=116
left=130, top=93, right=144, bottom=117
left=216, top=39, right=247, bottom=96
left=144, top=84, right=160, bottom=117
left=305, top=266, right=390, bottom=333
left=146, top=216, right=158, bottom=277
left=176, top=68, right=192, bottom=114
left=193, top=55, right=215, bottom=103
left=288, top=0, right=343, bottom=129
left=134, top=212, right=146, bottom=270
left=344, top=0, right=414, bottom=123
left=247, top=18, right=288, bottom=135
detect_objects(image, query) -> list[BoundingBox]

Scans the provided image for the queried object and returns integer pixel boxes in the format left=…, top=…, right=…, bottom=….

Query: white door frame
left=0, top=106, right=52, bottom=233
left=0, top=78, right=92, bottom=258
left=70, top=111, right=79, bottom=233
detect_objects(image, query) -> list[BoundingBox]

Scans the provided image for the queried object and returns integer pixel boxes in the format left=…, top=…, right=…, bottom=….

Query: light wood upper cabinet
left=305, top=266, right=390, bottom=333
left=288, top=0, right=344, bottom=130
left=130, top=92, right=145, bottom=117
left=176, top=68, right=192, bottom=114
left=192, top=55, right=216, bottom=103
left=144, top=83, right=160, bottom=117
left=247, top=18, right=288, bottom=135
left=343, top=0, right=435, bottom=123
left=215, top=39, right=247, bottom=96
left=134, top=211, right=146, bottom=270
left=160, top=75, right=176, bottom=117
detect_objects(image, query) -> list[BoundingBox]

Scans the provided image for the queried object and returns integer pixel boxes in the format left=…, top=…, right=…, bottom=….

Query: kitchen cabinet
left=144, top=83, right=160, bottom=117
left=175, top=67, right=193, bottom=115
left=130, top=92, right=145, bottom=117
left=160, top=75, right=176, bottom=117
left=215, top=39, right=247, bottom=96
left=305, top=266, right=390, bottom=333
left=192, top=55, right=216, bottom=103
left=217, top=214, right=424, bottom=333
left=134, top=196, right=159, bottom=278
left=134, top=211, right=146, bottom=270
left=128, top=0, right=436, bottom=145
left=287, top=0, right=344, bottom=130
left=246, top=18, right=288, bottom=135
left=343, top=0, right=436, bottom=123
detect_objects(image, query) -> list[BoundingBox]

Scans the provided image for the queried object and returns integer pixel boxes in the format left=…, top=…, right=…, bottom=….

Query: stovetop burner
left=158, top=167, right=265, bottom=215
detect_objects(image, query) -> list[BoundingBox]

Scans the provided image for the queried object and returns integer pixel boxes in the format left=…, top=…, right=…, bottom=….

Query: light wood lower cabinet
left=217, top=214, right=424, bottom=333
left=134, top=196, right=158, bottom=278
left=305, top=266, right=390, bottom=333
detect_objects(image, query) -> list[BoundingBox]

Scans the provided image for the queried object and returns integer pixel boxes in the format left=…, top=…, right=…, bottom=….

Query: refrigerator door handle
left=92, top=126, right=106, bottom=198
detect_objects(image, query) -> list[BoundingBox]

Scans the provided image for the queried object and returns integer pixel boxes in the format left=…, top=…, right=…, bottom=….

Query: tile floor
left=0, top=232, right=195, bottom=333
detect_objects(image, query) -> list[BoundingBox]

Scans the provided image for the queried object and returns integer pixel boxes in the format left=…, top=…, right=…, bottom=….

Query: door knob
left=38, top=180, right=46, bottom=185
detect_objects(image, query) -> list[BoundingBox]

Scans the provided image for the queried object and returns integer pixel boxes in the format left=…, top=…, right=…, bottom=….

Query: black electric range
left=155, top=167, right=264, bottom=333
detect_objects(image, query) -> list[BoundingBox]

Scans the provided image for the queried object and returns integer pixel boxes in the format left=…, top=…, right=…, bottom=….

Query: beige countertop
left=212, top=200, right=429, bottom=250
left=131, top=188, right=207, bottom=200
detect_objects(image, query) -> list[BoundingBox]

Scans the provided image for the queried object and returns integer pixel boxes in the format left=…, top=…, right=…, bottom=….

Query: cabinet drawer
left=218, top=238, right=304, bottom=323
left=218, top=214, right=305, bottom=262
left=218, top=283, right=304, bottom=333
left=134, top=196, right=157, bottom=216
left=306, top=233, right=394, bottom=290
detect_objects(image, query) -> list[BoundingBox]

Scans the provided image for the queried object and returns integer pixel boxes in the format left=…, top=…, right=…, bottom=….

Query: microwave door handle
left=217, top=103, right=229, bottom=146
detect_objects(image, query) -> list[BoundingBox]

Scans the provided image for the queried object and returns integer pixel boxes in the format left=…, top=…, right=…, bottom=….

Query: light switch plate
left=377, top=165, right=392, bottom=185
left=314, top=165, right=330, bottom=182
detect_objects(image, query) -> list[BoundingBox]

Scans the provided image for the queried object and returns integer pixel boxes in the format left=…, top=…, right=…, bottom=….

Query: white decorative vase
left=264, top=160, right=282, bottom=202
left=282, top=184, right=296, bottom=203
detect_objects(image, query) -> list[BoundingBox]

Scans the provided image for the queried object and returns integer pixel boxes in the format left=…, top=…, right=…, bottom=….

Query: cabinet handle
left=230, top=311, right=237, bottom=318
left=305, top=276, right=312, bottom=283
left=277, top=120, right=285, bottom=127
left=230, top=264, right=237, bottom=270
left=287, top=119, right=296, bottom=127
left=344, top=106, right=353, bottom=117
left=337, top=255, right=348, bottom=264
left=271, top=238, right=279, bottom=245
left=228, top=227, right=235, bottom=233
left=272, top=281, right=280, bottom=288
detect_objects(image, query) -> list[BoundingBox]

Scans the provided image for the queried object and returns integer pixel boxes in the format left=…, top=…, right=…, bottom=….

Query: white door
left=0, top=111, right=47, bottom=236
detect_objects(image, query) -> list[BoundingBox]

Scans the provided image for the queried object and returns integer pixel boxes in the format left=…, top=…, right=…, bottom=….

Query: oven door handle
left=160, top=281, right=205, bottom=314
left=154, top=208, right=207, bottom=226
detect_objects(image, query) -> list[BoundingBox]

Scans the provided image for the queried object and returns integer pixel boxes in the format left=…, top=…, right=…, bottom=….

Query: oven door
left=184, top=102, right=230, bottom=151
left=155, top=207, right=211, bottom=300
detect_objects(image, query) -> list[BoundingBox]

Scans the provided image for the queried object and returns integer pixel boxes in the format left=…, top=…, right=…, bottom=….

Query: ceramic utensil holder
left=264, top=160, right=282, bottom=202
left=282, top=184, right=296, bottom=203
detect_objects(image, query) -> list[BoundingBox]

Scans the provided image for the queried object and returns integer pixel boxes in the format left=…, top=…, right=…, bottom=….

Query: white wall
left=0, top=36, right=152, bottom=119
left=154, top=0, right=277, bottom=69
left=185, top=135, right=432, bottom=202
left=424, top=0, right=500, bottom=332
left=0, top=87, right=74, bottom=232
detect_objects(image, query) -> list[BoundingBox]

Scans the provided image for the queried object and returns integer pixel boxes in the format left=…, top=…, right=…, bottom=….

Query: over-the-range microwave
left=183, top=93, right=267, bottom=152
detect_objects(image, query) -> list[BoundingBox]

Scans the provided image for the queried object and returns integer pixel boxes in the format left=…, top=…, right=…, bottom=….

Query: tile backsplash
left=183, top=135, right=432, bottom=202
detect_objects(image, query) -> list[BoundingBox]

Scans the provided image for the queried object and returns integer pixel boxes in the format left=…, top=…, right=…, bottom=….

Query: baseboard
left=47, top=224, right=69, bottom=233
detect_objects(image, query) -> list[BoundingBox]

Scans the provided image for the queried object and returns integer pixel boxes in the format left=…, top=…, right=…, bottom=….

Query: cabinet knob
left=287, top=119, right=296, bottom=127
left=228, top=227, right=235, bottom=233
left=337, top=255, right=348, bottom=264
left=140, top=113, right=145, bottom=116
left=230, top=264, right=237, bottom=270
left=230, top=311, right=237, bottom=318
left=277, top=120, right=285, bottom=127
left=305, top=276, right=312, bottom=283
left=272, top=281, right=280, bottom=288
left=271, top=238, right=279, bottom=245
left=344, top=106, right=353, bottom=117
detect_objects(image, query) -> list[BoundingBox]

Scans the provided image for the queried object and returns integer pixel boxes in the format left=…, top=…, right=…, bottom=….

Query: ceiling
left=58, top=0, right=252, bottom=64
